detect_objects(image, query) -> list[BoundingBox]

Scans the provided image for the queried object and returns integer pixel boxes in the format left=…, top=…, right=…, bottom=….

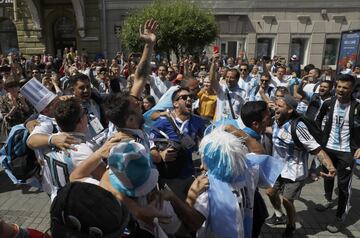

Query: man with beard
left=306, top=80, right=333, bottom=121
left=266, top=95, right=336, bottom=238
left=315, top=74, right=360, bottom=233
left=149, top=87, right=205, bottom=200
left=150, top=64, right=172, bottom=102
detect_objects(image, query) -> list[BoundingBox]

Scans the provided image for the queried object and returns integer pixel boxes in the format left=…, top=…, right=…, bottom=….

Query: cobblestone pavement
left=1, top=166, right=360, bottom=237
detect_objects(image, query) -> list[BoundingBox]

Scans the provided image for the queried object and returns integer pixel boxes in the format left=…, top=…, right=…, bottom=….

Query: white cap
left=20, top=78, right=57, bottom=112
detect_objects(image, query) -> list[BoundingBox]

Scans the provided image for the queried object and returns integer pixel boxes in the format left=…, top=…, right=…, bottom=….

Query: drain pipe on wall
left=13, top=0, right=18, bottom=21
left=101, top=0, right=107, bottom=58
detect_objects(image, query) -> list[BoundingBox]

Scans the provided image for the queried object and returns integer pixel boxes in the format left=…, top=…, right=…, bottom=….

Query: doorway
left=0, top=18, right=19, bottom=54
left=53, top=16, right=76, bottom=59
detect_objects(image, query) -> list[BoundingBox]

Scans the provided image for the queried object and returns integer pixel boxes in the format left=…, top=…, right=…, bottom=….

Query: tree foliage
left=121, top=0, right=218, bottom=60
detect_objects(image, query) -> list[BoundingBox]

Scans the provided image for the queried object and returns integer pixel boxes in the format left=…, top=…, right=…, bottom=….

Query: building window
left=220, top=40, right=245, bottom=59
left=256, top=38, right=273, bottom=59
left=221, top=43, right=226, bottom=55
left=323, top=39, right=339, bottom=65
left=0, top=18, right=18, bottom=54
left=290, top=38, right=308, bottom=65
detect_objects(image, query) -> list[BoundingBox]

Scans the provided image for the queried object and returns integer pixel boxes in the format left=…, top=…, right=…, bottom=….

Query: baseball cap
left=284, top=94, right=298, bottom=110
left=50, top=182, right=129, bottom=238
left=108, top=141, right=159, bottom=198
left=291, top=55, right=298, bottom=61
left=20, top=78, right=57, bottom=112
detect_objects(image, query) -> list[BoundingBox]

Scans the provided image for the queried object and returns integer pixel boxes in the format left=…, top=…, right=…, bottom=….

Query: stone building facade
left=104, top=0, right=360, bottom=69
left=1, top=0, right=359, bottom=69
left=0, top=0, right=102, bottom=58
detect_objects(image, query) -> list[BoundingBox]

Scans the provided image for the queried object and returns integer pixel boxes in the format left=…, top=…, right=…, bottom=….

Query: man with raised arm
left=209, top=54, right=245, bottom=120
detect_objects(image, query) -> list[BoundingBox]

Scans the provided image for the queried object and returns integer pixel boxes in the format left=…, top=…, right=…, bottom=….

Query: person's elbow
left=184, top=214, right=205, bottom=232
left=27, top=135, right=40, bottom=149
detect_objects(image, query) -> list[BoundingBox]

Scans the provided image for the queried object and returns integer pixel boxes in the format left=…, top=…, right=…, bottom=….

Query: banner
left=337, top=30, right=360, bottom=73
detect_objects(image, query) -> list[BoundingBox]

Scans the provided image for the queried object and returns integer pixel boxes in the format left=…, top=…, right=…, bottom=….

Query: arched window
left=0, top=18, right=19, bottom=54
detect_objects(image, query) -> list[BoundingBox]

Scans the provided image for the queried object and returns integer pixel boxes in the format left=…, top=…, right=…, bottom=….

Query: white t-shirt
left=136, top=196, right=181, bottom=235
left=326, top=100, right=351, bottom=152
left=215, top=84, right=245, bottom=121
left=150, top=76, right=172, bottom=102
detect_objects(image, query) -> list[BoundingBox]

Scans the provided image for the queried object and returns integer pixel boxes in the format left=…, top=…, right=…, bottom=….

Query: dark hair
left=144, top=95, right=156, bottom=106
left=4, top=78, right=19, bottom=89
left=276, top=65, right=286, bottom=72
left=336, top=74, right=356, bottom=86
left=241, top=101, right=268, bottom=128
left=304, top=64, right=315, bottom=73
left=227, top=68, right=240, bottom=80
left=260, top=73, right=271, bottom=80
left=55, top=98, right=83, bottom=132
left=171, top=87, right=190, bottom=102
left=104, top=92, right=133, bottom=128
left=275, top=86, right=289, bottom=96
left=99, top=67, right=107, bottom=74
left=68, top=73, right=90, bottom=88
left=239, top=63, right=249, bottom=69
left=311, top=68, right=321, bottom=77
left=320, top=80, right=334, bottom=89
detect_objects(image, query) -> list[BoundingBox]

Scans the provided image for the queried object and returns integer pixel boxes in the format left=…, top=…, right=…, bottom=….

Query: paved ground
left=1, top=166, right=360, bottom=237
left=260, top=165, right=360, bottom=238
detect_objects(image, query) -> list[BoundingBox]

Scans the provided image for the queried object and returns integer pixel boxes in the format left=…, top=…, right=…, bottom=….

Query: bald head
left=181, top=78, right=200, bottom=97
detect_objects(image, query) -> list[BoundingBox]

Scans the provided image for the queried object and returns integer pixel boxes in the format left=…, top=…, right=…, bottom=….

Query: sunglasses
left=261, top=79, right=269, bottom=83
left=176, top=94, right=193, bottom=101
left=240, top=68, right=247, bottom=72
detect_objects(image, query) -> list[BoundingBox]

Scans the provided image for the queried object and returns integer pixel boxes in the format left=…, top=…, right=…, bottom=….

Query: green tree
left=121, top=0, right=218, bottom=62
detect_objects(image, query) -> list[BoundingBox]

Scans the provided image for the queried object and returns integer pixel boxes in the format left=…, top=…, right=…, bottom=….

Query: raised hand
left=139, top=19, right=159, bottom=45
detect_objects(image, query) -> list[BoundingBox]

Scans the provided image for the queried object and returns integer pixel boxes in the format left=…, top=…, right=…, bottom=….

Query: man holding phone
left=149, top=87, right=205, bottom=200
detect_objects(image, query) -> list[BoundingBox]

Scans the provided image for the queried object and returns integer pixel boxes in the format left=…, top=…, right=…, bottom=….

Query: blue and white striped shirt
left=272, top=120, right=320, bottom=181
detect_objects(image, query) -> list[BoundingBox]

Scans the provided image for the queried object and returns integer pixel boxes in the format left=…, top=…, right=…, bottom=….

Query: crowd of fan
left=0, top=19, right=359, bottom=238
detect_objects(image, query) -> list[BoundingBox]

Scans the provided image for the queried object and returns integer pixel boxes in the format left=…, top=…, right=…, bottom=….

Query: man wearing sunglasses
left=249, top=73, right=275, bottom=103
left=150, top=87, right=205, bottom=200
left=238, top=63, right=258, bottom=102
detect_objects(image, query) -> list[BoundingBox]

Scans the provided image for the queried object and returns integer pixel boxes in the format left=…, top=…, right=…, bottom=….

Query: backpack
left=290, top=116, right=322, bottom=149
left=0, top=124, right=40, bottom=182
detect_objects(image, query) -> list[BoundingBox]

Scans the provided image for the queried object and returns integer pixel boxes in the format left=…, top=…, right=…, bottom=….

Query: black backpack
left=290, top=116, right=322, bottom=149
left=0, top=124, right=40, bottom=182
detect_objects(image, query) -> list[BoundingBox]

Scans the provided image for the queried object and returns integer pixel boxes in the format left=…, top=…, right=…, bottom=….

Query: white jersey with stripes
left=272, top=120, right=320, bottom=181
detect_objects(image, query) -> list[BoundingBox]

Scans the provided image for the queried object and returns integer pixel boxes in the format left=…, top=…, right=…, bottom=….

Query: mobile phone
left=213, top=45, right=219, bottom=54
